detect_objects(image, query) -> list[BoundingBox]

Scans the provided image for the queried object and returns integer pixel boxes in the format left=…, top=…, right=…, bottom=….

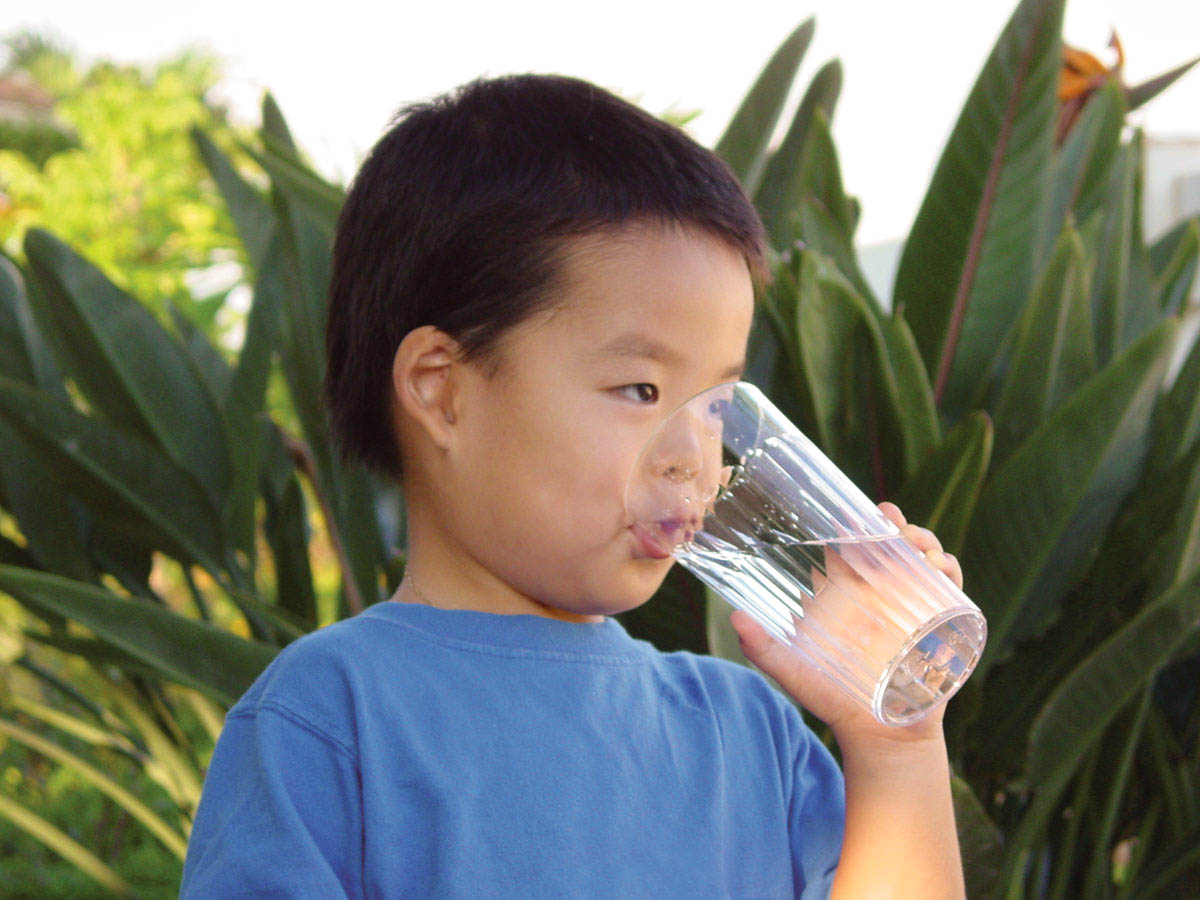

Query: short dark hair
left=323, top=72, right=771, bottom=483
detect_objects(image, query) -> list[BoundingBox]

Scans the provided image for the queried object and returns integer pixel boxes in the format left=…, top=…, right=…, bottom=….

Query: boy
left=180, top=73, right=966, bottom=897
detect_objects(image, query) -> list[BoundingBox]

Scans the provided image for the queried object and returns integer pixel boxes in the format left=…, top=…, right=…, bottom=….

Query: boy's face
left=439, top=219, right=755, bottom=618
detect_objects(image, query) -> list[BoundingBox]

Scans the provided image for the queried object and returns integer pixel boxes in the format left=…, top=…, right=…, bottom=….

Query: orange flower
left=1057, top=30, right=1125, bottom=144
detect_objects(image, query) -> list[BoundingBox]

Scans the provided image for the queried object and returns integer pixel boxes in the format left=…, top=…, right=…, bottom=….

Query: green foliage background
left=0, top=3, right=1198, bottom=896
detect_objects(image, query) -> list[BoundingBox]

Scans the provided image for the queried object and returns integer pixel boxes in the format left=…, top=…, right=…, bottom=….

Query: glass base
left=873, top=609, right=987, bottom=727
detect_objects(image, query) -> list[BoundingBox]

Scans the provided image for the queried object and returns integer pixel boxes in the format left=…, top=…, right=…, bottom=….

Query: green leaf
left=806, top=256, right=938, bottom=488
left=0, top=375, right=227, bottom=574
left=245, top=140, right=343, bottom=240
left=795, top=196, right=882, bottom=318
left=962, top=317, right=1179, bottom=673
left=0, top=419, right=94, bottom=581
left=6, top=692, right=141, bottom=760
left=260, top=417, right=318, bottom=627
left=190, top=124, right=277, bottom=270
left=877, top=310, right=942, bottom=479
left=222, top=229, right=287, bottom=567
left=165, top=297, right=234, bottom=404
left=968, top=438, right=1200, bottom=773
left=892, top=411, right=993, bottom=557
left=952, top=774, right=1004, bottom=898
left=1125, top=54, right=1200, bottom=111
left=0, top=790, right=132, bottom=895
left=795, top=253, right=862, bottom=456
left=1145, top=432, right=1200, bottom=599
left=755, top=59, right=844, bottom=250
left=713, top=17, right=815, bottom=194
left=1089, top=133, right=1160, bottom=367
left=272, top=191, right=383, bottom=613
left=1148, top=299, right=1200, bottom=475
left=0, top=565, right=278, bottom=706
left=22, top=227, right=233, bottom=505
left=992, top=226, right=1096, bottom=463
left=0, top=716, right=188, bottom=859
left=1149, top=216, right=1198, bottom=279
left=1153, top=218, right=1199, bottom=317
left=261, top=91, right=302, bottom=160
left=1027, top=564, right=1200, bottom=788
left=1035, top=81, right=1124, bottom=270
left=24, top=629, right=169, bottom=683
left=894, top=0, right=1065, bottom=419
left=0, top=252, right=63, bottom=393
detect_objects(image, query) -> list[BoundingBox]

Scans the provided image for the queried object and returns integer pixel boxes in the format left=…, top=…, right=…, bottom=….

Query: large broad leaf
left=1149, top=216, right=1198, bottom=279
left=0, top=565, right=278, bottom=707
left=190, top=125, right=277, bottom=271
left=1153, top=218, right=1199, bottom=319
left=892, top=411, right=992, bottom=557
left=0, top=375, right=227, bottom=574
left=222, top=229, right=288, bottom=568
left=259, top=417, right=318, bottom=628
left=1088, top=131, right=1160, bottom=368
left=876, top=311, right=941, bottom=478
left=1148, top=302, right=1200, bottom=476
left=951, top=775, right=1004, bottom=898
left=22, top=228, right=232, bottom=505
left=272, top=189, right=383, bottom=614
left=991, top=226, right=1096, bottom=463
left=785, top=108, right=881, bottom=316
left=244, top=141, right=343, bottom=240
left=1034, top=81, right=1124, bottom=270
left=969, top=438, right=1200, bottom=772
left=893, top=0, right=1065, bottom=419
left=0, top=420, right=93, bottom=582
left=1145, top=433, right=1200, bottom=599
left=166, top=298, right=234, bottom=403
left=261, top=91, right=302, bottom=161
left=962, top=317, right=1180, bottom=673
left=714, top=18, right=815, bottom=195
left=802, top=256, right=939, bottom=491
left=754, top=60, right=843, bottom=251
left=795, top=252, right=862, bottom=458
left=1026, top=564, right=1200, bottom=788
left=0, top=253, right=64, bottom=394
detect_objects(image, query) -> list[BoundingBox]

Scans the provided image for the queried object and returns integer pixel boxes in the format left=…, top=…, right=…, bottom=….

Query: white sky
left=4, top=0, right=1198, bottom=245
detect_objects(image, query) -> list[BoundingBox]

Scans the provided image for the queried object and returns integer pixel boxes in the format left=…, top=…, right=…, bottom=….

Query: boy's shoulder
left=227, top=606, right=410, bottom=732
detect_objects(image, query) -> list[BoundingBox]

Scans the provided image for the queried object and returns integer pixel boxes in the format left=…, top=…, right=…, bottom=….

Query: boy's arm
left=731, top=501, right=968, bottom=899
left=181, top=703, right=363, bottom=898
left=832, top=729, right=963, bottom=897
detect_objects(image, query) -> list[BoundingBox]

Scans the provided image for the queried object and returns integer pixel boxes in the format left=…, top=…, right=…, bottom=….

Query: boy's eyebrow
left=596, top=331, right=746, bottom=380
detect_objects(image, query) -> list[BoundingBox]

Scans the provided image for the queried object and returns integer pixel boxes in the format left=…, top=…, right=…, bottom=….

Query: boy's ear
left=392, top=325, right=462, bottom=450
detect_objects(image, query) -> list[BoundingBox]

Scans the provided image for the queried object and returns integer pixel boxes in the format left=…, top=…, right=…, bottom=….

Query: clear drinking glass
left=625, top=380, right=987, bottom=727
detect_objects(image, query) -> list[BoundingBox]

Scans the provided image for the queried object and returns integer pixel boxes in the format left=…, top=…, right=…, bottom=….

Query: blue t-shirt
left=181, top=600, right=845, bottom=898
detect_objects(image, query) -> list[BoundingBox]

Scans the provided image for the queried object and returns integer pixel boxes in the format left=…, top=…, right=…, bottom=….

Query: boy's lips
left=628, top=517, right=701, bottom=560
left=629, top=524, right=674, bottom=560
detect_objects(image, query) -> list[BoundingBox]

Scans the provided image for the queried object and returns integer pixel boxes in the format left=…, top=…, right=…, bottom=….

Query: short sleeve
left=180, top=701, right=364, bottom=899
left=785, top=705, right=846, bottom=898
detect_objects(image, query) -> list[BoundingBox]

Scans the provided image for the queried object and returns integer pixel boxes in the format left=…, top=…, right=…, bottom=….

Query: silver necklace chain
left=402, top=574, right=438, bottom=609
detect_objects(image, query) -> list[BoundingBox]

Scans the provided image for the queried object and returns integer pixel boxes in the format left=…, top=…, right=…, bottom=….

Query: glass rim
left=624, top=378, right=765, bottom=517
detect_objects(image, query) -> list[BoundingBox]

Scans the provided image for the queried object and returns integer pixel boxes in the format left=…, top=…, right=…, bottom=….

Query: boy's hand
left=729, top=501, right=963, bottom=750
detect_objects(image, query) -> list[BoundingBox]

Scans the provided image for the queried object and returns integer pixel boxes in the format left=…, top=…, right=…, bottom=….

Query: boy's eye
left=617, top=383, right=659, bottom=404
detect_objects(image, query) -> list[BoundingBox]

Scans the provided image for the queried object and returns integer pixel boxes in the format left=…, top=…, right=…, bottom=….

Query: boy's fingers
left=877, top=501, right=906, bottom=528
left=729, top=610, right=812, bottom=699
